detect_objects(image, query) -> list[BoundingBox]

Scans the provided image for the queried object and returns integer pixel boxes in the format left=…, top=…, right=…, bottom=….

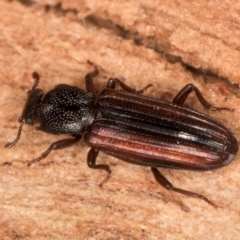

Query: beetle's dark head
left=22, top=87, right=43, bottom=125
left=5, top=72, right=43, bottom=149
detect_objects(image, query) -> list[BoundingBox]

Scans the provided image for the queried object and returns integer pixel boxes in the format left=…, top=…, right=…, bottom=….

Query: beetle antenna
left=5, top=72, right=40, bottom=149
left=5, top=116, right=24, bottom=149
left=29, top=72, right=40, bottom=92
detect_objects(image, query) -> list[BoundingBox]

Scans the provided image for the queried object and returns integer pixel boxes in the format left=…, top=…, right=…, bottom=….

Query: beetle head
left=22, top=88, right=43, bottom=125
left=5, top=72, right=43, bottom=148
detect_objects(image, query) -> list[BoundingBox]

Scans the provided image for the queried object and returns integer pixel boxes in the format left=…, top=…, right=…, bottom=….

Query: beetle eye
left=25, top=117, right=34, bottom=125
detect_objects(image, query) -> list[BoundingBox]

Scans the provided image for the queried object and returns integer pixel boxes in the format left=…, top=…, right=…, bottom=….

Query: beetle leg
left=87, top=148, right=111, bottom=186
left=27, top=136, right=82, bottom=167
left=107, top=78, right=153, bottom=94
left=173, top=84, right=233, bottom=111
left=85, top=60, right=99, bottom=98
left=151, top=167, right=217, bottom=207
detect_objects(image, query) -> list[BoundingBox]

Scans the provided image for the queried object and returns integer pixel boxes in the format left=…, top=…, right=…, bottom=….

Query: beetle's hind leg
left=173, top=84, right=233, bottom=111
left=27, top=136, right=81, bottom=166
left=87, top=148, right=111, bottom=186
left=151, top=167, right=217, bottom=207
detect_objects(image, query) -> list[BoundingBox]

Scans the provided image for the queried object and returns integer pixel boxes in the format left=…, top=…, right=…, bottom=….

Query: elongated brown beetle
left=5, top=61, right=238, bottom=207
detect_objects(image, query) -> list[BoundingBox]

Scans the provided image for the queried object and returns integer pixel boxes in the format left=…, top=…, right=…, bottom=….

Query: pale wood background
left=1, top=1, right=240, bottom=239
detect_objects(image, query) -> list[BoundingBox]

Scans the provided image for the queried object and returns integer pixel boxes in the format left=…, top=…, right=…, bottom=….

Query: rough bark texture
left=1, top=1, right=240, bottom=239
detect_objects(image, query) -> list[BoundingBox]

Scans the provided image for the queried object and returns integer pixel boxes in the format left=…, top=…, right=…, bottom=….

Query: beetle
left=5, top=61, right=238, bottom=207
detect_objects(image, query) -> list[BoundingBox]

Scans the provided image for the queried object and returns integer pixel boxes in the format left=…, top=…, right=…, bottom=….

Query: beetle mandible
left=5, top=61, right=238, bottom=207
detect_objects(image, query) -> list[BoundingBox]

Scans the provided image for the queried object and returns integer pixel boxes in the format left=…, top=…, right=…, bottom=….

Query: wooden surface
left=1, top=1, right=240, bottom=239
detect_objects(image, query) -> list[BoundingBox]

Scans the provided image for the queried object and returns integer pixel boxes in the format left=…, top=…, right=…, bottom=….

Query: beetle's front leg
left=85, top=60, right=99, bottom=98
left=107, top=78, right=152, bottom=94
left=27, top=136, right=82, bottom=166
left=173, top=84, right=233, bottom=111
left=151, top=167, right=217, bottom=208
left=87, top=148, right=111, bottom=186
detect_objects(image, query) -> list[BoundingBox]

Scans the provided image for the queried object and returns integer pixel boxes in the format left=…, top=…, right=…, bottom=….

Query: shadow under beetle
left=6, top=61, right=238, bottom=207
